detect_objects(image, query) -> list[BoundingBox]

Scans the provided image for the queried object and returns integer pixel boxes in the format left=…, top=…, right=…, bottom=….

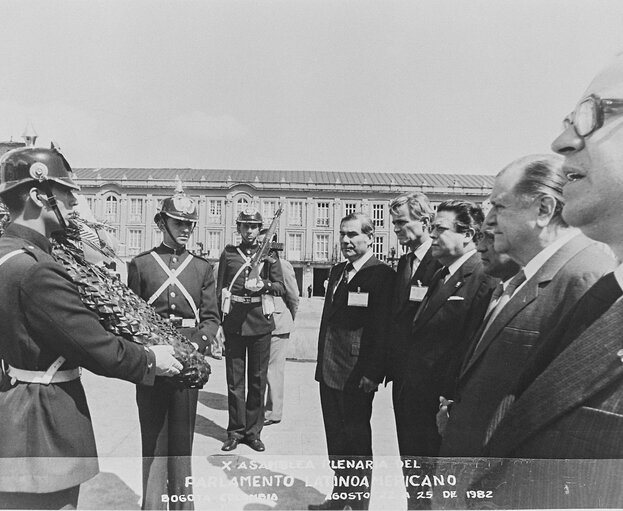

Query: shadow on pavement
left=198, top=391, right=229, bottom=411
left=195, top=413, right=229, bottom=443
left=78, top=471, right=140, bottom=510
left=207, top=454, right=325, bottom=510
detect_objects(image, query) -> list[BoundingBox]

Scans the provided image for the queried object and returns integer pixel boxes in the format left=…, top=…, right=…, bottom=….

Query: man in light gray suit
left=470, top=53, right=623, bottom=509
left=439, top=154, right=616, bottom=462
left=261, top=230, right=299, bottom=426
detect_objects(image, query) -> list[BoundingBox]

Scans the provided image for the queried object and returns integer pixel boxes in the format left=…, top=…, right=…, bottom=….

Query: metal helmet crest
left=154, top=183, right=198, bottom=224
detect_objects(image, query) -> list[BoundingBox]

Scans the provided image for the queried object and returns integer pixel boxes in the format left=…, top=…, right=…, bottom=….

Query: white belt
left=231, top=295, right=261, bottom=304
left=7, top=365, right=81, bottom=385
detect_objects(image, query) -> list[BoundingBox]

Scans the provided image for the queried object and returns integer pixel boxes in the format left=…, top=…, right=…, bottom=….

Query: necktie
left=407, top=251, right=417, bottom=280
left=412, top=266, right=449, bottom=325
left=484, top=271, right=622, bottom=446
left=466, top=270, right=527, bottom=364
left=333, top=262, right=354, bottom=302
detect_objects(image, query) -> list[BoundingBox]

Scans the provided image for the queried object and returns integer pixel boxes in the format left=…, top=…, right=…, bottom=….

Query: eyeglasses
left=563, top=94, right=623, bottom=138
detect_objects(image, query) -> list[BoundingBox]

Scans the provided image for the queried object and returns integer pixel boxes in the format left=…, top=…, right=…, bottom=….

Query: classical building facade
left=72, top=168, right=494, bottom=296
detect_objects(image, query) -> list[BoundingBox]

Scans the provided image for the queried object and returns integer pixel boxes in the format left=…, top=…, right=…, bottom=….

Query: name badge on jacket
left=409, top=285, right=428, bottom=302
left=348, top=289, right=369, bottom=307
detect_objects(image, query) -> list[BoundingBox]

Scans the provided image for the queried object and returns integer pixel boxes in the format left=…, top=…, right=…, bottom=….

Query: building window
left=314, top=233, right=330, bottom=261
left=84, top=196, right=95, bottom=215
left=289, top=201, right=303, bottom=226
left=287, top=233, right=303, bottom=261
left=104, top=195, right=119, bottom=223
left=372, top=203, right=385, bottom=228
left=127, top=229, right=143, bottom=256
left=104, top=225, right=118, bottom=239
left=373, top=235, right=386, bottom=260
left=235, top=197, right=250, bottom=217
left=152, top=228, right=162, bottom=245
left=206, top=230, right=221, bottom=258
left=262, top=199, right=279, bottom=222
left=208, top=199, right=222, bottom=224
left=129, top=198, right=144, bottom=223
left=316, top=202, right=330, bottom=227
left=344, top=202, right=359, bottom=216
left=232, top=232, right=242, bottom=245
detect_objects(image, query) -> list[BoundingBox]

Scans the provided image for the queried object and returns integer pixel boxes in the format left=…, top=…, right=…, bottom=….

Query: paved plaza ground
left=77, top=297, right=408, bottom=510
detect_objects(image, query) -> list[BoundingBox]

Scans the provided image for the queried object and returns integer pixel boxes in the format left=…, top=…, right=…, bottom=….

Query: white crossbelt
left=148, top=252, right=200, bottom=323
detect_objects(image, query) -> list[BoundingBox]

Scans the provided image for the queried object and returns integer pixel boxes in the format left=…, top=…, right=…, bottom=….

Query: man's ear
left=29, top=187, right=46, bottom=208
left=463, top=228, right=476, bottom=245
left=536, top=195, right=557, bottom=227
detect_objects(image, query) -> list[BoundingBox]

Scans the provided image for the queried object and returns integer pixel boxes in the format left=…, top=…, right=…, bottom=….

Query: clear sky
left=1, top=0, right=623, bottom=175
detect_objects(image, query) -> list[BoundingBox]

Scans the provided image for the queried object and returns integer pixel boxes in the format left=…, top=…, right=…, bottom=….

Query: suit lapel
left=460, top=234, right=593, bottom=378
left=413, top=253, right=477, bottom=331
left=460, top=277, right=539, bottom=376
left=325, top=256, right=381, bottom=321
left=487, top=298, right=623, bottom=457
left=394, top=255, right=412, bottom=315
left=325, top=262, right=346, bottom=320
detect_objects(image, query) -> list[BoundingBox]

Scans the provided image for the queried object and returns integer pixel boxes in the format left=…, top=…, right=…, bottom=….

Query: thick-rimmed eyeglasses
left=563, top=94, right=623, bottom=138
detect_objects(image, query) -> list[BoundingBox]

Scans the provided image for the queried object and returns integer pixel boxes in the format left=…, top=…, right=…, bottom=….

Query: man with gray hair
left=439, top=154, right=615, bottom=463
left=471, top=52, right=623, bottom=509
left=310, top=212, right=394, bottom=511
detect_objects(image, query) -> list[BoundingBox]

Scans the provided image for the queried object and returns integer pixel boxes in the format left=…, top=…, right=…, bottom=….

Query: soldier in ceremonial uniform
left=128, top=187, right=220, bottom=510
left=0, top=146, right=181, bottom=510
left=217, top=209, right=285, bottom=452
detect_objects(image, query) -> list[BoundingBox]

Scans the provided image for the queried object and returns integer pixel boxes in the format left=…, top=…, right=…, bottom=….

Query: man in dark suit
left=438, top=155, right=616, bottom=467
left=436, top=226, right=521, bottom=434
left=470, top=55, right=623, bottom=509
left=128, top=188, right=220, bottom=510
left=387, top=192, right=441, bottom=507
left=397, top=200, right=497, bottom=507
left=0, top=146, right=182, bottom=509
left=309, top=212, right=395, bottom=511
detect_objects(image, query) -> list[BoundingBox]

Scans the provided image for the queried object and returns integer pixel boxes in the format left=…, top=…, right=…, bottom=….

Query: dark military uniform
left=0, top=223, right=157, bottom=506
left=217, top=243, right=285, bottom=442
left=128, top=243, right=220, bottom=511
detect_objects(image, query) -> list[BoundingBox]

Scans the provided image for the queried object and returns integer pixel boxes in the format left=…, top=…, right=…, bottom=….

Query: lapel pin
left=455, top=282, right=462, bottom=288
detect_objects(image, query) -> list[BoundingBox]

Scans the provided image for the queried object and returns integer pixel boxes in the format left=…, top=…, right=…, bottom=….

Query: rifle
left=245, top=205, right=284, bottom=287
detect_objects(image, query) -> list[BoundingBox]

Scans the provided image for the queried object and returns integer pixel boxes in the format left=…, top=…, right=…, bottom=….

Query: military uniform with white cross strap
left=128, top=243, right=219, bottom=510
left=217, top=241, right=285, bottom=444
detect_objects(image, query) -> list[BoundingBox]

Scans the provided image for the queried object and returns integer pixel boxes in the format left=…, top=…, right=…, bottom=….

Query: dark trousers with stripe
left=136, top=379, right=198, bottom=510
left=224, top=332, right=270, bottom=441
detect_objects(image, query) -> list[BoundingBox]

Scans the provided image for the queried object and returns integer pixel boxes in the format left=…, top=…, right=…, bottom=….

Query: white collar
left=350, top=249, right=374, bottom=274
left=523, top=230, right=580, bottom=282
left=446, top=249, right=477, bottom=279
left=412, top=238, right=432, bottom=261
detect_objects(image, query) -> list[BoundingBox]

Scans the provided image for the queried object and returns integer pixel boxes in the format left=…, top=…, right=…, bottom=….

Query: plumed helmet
left=236, top=208, right=263, bottom=225
left=0, top=145, right=80, bottom=196
left=154, top=183, right=198, bottom=224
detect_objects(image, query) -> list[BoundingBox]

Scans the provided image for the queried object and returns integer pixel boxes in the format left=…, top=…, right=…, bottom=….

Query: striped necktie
left=465, top=270, right=527, bottom=366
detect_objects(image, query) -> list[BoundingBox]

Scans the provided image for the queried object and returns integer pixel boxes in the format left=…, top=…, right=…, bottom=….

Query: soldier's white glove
left=150, top=345, right=183, bottom=377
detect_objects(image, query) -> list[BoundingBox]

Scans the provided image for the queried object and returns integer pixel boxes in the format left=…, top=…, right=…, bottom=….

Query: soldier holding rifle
left=217, top=208, right=285, bottom=452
